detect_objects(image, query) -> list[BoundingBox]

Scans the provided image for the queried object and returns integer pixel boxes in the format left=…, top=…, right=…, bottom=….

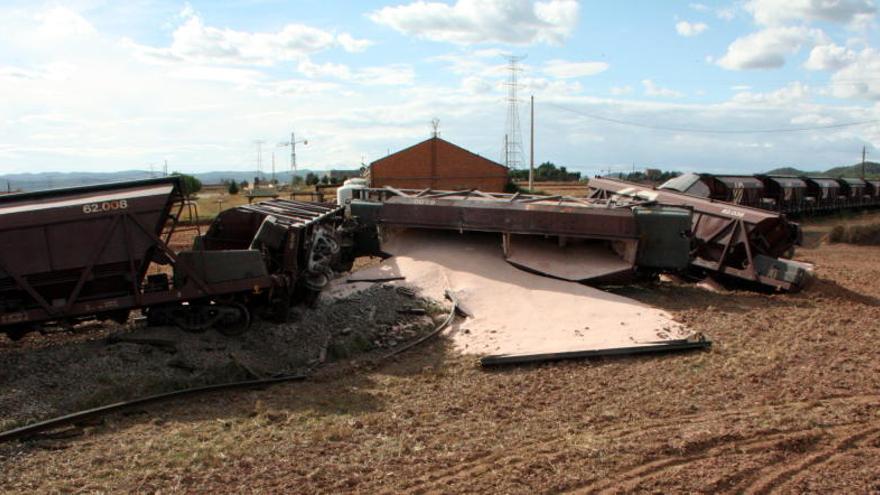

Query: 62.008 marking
left=82, top=199, right=128, bottom=214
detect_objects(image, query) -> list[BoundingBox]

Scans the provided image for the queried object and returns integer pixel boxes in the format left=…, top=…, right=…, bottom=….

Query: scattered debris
left=398, top=307, right=427, bottom=316
left=479, top=335, right=711, bottom=367
left=346, top=276, right=406, bottom=283
left=0, top=285, right=438, bottom=431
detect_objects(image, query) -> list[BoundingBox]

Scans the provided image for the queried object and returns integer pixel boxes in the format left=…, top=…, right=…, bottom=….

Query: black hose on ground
left=0, top=293, right=459, bottom=444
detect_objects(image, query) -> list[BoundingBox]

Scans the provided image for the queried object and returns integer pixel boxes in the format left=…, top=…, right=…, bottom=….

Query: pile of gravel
left=0, top=284, right=440, bottom=430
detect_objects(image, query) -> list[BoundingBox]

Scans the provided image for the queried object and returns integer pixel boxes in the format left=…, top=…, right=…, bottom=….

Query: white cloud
left=675, top=20, right=708, bottom=37
left=170, top=66, right=266, bottom=86
left=296, top=58, right=414, bottom=86
left=36, top=7, right=96, bottom=39
left=430, top=50, right=508, bottom=76
left=730, top=82, right=811, bottom=105
left=745, top=0, right=876, bottom=26
left=610, top=85, right=633, bottom=95
left=543, top=59, right=609, bottom=78
left=131, top=13, right=370, bottom=66
left=717, top=26, right=827, bottom=70
left=368, top=0, right=579, bottom=45
left=689, top=3, right=710, bottom=12
left=791, top=113, right=835, bottom=124
left=804, top=43, right=857, bottom=70
left=355, top=65, right=416, bottom=86
left=337, top=33, right=373, bottom=53
left=642, top=79, right=683, bottom=97
left=717, top=7, right=737, bottom=20
left=829, top=48, right=880, bottom=99
left=297, top=59, right=352, bottom=79
left=520, top=76, right=582, bottom=95
left=179, top=3, right=195, bottom=20
left=0, top=66, right=42, bottom=80
left=462, top=76, right=494, bottom=94
left=0, top=3, right=877, bottom=177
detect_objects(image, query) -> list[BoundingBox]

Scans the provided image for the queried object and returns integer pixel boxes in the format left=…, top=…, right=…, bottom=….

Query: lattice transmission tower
left=502, top=55, right=526, bottom=170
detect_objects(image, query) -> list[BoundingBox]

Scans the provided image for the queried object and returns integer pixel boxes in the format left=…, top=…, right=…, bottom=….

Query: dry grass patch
left=829, top=222, right=880, bottom=245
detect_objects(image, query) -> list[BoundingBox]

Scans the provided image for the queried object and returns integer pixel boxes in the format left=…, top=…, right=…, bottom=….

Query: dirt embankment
left=2, top=214, right=880, bottom=493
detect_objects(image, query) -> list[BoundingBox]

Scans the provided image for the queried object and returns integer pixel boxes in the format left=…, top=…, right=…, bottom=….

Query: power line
left=545, top=102, right=880, bottom=134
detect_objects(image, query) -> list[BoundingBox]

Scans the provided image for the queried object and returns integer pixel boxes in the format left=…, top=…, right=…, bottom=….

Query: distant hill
left=0, top=169, right=321, bottom=192
left=766, top=161, right=880, bottom=178
left=824, top=161, right=880, bottom=178
left=764, top=167, right=816, bottom=176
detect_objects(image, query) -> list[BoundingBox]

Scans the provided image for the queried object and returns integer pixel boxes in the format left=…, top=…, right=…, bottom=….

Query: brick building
left=369, top=137, right=508, bottom=192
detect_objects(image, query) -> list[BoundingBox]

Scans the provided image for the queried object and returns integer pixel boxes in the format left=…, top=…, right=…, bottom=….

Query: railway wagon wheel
left=213, top=303, right=251, bottom=337
left=171, top=305, right=213, bottom=334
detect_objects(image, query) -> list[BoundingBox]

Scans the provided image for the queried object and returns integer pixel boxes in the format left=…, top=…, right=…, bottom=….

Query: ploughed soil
left=2, top=214, right=880, bottom=493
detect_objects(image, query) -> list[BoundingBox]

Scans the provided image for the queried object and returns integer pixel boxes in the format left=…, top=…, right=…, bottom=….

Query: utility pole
left=290, top=132, right=296, bottom=179
left=271, top=151, right=276, bottom=183
left=529, top=95, right=534, bottom=192
left=862, top=145, right=868, bottom=179
left=163, top=159, right=168, bottom=176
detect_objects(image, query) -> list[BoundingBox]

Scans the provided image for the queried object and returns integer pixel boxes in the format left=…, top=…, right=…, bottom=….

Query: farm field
left=515, top=180, right=590, bottom=197
left=1, top=212, right=880, bottom=493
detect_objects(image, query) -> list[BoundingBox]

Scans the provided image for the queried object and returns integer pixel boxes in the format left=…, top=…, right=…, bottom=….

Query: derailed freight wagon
left=350, top=187, right=694, bottom=285
left=0, top=177, right=352, bottom=339
left=589, top=177, right=808, bottom=291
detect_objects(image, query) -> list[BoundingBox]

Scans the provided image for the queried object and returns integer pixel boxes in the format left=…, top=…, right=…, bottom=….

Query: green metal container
left=633, top=206, right=692, bottom=270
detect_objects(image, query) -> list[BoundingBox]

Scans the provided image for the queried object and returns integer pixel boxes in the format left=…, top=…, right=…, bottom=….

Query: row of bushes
left=828, top=223, right=880, bottom=245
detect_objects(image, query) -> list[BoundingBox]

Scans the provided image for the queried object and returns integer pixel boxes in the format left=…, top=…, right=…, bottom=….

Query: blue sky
left=0, top=0, right=878, bottom=177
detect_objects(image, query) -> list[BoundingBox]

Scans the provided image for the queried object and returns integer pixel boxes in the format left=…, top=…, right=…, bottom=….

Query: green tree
left=227, top=181, right=239, bottom=195
left=172, top=172, right=202, bottom=197
left=305, top=172, right=319, bottom=186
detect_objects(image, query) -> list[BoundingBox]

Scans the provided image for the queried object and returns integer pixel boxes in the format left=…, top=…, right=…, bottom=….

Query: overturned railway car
left=588, top=177, right=808, bottom=291
left=0, top=177, right=352, bottom=339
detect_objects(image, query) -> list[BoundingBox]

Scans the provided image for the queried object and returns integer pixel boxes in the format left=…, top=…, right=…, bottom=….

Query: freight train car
left=659, top=173, right=880, bottom=215
left=0, top=177, right=352, bottom=339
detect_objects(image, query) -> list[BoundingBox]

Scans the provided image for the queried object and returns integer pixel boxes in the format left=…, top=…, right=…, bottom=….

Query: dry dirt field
left=514, top=180, right=590, bottom=197
left=2, top=213, right=880, bottom=493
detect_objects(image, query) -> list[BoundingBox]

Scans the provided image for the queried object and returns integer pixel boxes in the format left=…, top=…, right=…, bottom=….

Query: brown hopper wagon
left=0, top=177, right=351, bottom=339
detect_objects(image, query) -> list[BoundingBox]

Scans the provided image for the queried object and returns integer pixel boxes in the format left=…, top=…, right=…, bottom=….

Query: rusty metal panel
left=378, top=195, right=639, bottom=240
